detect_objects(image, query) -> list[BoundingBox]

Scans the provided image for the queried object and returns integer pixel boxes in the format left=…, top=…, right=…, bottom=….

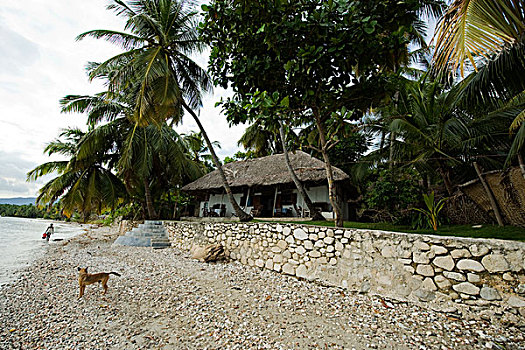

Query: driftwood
left=190, top=243, right=225, bottom=262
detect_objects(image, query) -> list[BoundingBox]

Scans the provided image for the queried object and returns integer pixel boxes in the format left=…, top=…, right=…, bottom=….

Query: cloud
left=0, top=150, right=48, bottom=197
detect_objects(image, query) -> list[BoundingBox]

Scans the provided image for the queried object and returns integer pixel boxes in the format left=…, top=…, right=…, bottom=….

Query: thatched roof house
left=182, top=151, right=349, bottom=192
left=182, top=151, right=354, bottom=220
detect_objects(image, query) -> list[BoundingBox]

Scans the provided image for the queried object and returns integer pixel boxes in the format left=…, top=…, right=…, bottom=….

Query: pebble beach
left=0, top=224, right=524, bottom=349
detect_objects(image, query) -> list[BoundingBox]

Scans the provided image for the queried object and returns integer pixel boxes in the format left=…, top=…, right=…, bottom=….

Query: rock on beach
left=0, top=223, right=523, bottom=349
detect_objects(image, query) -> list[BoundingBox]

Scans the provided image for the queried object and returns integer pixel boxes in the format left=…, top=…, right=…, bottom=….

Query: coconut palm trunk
left=143, top=177, right=157, bottom=219
left=182, top=101, right=252, bottom=222
left=278, top=120, right=325, bottom=221
left=473, top=162, right=504, bottom=227
left=313, top=109, right=344, bottom=227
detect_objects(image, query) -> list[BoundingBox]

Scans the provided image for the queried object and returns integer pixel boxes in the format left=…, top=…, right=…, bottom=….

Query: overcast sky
left=0, top=0, right=243, bottom=198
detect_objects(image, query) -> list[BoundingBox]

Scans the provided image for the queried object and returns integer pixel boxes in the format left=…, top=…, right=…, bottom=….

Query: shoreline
left=0, top=223, right=523, bottom=349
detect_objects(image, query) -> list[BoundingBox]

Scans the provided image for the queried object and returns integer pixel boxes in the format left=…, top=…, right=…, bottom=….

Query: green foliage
left=412, top=192, right=447, bottom=231
left=0, top=203, right=63, bottom=220
left=364, top=169, right=423, bottom=223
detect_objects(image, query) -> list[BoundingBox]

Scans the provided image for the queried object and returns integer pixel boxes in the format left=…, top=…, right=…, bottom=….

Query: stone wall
left=162, top=221, right=525, bottom=320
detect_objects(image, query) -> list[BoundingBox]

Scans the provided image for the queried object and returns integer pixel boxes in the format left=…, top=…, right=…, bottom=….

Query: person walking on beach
left=43, top=223, right=54, bottom=242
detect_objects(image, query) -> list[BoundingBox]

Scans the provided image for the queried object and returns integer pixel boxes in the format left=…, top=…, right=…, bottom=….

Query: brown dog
left=77, top=267, right=121, bottom=298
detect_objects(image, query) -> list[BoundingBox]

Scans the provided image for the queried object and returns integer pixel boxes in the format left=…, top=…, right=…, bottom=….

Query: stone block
left=314, top=240, right=324, bottom=248
left=467, top=273, right=480, bottom=283
left=309, top=233, right=318, bottom=241
left=414, top=241, right=431, bottom=251
left=329, top=258, right=338, bottom=265
left=335, top=241, right=344, bottom=251
left=452, top=282, right=480, bottom=296
left=265, top=259, right=274, bottom=270
left=414, top=288, right=436, bottom=302
left=271, top=246, right=282, bottom=253
left=309, top=250, right=321, bottom=258
left=293, top=228, right=308, bottom=240
left=323, top=236, right=335, bottom=245
left=469, top=244, right=489, bottom=257
left=296, top=264, right=308, bottom=279
left=326, top=245, right=335, bottom=253
left=451, top=249, right=471, bottom=259
left=273, top=263, right=281, bottom=272
left=285, top=235, right=295, bottom=244
left=327, top=229, right=335, bottom=237
left=296, top=246, right=306, bottom=255
left=318, top=231, right=326, bottom=239
left=273, top=254, right=283, bottom=263
left=421, top=277, right=438, bottom=291
left=283, top=227, right=291, bottom=236
left=443, top=271, right=466, bottom=281
left=433, top=255, right=455, bottom=271
left=416, top=264, right=435, bottom=277
left=398, top=258, right=412, bottom=265
left=430, top=245, right=448, bottom=255
left=434, top=275, right=451, bottom=289
left=413, top=252, right=430, bottom=264
left=304, top=240, right=314, bottom=250
left=381, top=246, right=396, bottom=258
left=507, top=296, right=525, bottom=308
left=282, top=263, right=296, bottom=275
left=457, top=259, right=485, bottom=272
left=481, top=254, right=510, bottom=273
left=277, top=240, right=287, bottom=249
left=502, top=272, right=514, bottom=281
left=403, top=265, right=415, bottom=274
left=480, top=286, right=501, bottom=301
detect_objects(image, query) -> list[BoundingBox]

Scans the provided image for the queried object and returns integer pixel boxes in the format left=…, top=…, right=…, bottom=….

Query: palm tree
left=27, top=128, right=127, bottom=221
left=182, top=131, right=220, bottom=172
left=433, top=0, right=525, bottom=170
left=61, top=89, right=203, bottom=219
left=77, top=0, right=252, bottom=221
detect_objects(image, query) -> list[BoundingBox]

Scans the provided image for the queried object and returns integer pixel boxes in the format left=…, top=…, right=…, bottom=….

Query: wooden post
left=272, top=186, right=279, bottom=217
left=473, top=162, right=504, bottom=227
left=244, top=187, right=251, bottom=211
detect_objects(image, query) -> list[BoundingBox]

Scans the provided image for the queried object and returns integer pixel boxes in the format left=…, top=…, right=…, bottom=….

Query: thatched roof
left=182, top=151, right=349, bottom=192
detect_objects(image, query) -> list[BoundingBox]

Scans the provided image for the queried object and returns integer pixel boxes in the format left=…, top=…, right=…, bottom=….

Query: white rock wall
left=164, top=221, right=525, bottom=313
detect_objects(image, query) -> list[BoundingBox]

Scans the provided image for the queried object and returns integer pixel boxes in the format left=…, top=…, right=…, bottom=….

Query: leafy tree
left=201, top=0, right=442, bottom=226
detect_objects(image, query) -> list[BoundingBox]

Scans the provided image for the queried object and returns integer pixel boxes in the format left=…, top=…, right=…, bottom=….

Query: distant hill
left=0, top=197, right=37, bottom=205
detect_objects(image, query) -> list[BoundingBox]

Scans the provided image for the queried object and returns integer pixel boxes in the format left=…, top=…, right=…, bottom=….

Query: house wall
left=163, top=220, right=525, bottom=322
left=199, top=185, right=348, bottom=219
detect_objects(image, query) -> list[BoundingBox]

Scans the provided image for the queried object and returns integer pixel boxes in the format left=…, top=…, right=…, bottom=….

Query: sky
left=0, top=0, right=244, bottom=198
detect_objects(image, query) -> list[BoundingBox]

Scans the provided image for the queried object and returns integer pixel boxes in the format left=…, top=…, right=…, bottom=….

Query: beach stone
left=416, top=264, right=434, bottom=277
left=507, top=296, right=525, bottom=308
left=451, top=249, right=472, bottom=259
left=265, top=259, right=274, bottom=270
left=480, top=287, right=501, bottom=301
left=329, top=258, right=338, bottom=265
left=282, top=263, right=295, bottom=275
left=502, top=272, right=514, bottom=281
left=481, top=254, right=510, bottom=273
left=431, top=245, right=448, bottom=255
left=457, top=259, right=485, bottom=272
left=452, top=282, right=480, bottom=296
left=285, top=235, right=295, bottom=244
left=434, top=275, right=451, bottom=289
left=293, top=228, right=308, bottom=240
left=314, top=240, right=324, bottom=248
left=335, top=241, right=344, bottom=251
left=283, top=227, right=291, bottom=236
left=467, top=273, right=480, bottom=283
left=433, top=255, right=454, bottom=271
left=318, top=231, right=326, bottom=239
left=273, top=254, right=283, bottom=263
left=469, top=244, right=490, bottom=257
left=443, top=271, right=466, bottom=281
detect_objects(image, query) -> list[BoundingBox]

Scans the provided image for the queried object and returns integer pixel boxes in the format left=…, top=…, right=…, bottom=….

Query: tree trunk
left=518, top=154, right=525, bottom=179
left=182, top=101, right=252, bottom=222
left=143, top=177, right=157, bottom=219
left=278, top=120, right=325, bottom=221
left=388, top=132, right=395, bottom=171
left=473, top=162, right=504, bottom=227
left=437, top=163, right=454, bottom=196
left=313, top=109, right=343, bottom=227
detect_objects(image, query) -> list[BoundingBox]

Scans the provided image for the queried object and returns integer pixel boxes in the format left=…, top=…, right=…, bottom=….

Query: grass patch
left=256, top=220, right=525, bottom=242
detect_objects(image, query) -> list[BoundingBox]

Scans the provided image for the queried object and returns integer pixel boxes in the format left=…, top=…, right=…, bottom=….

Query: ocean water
left=0, top=217, right=84, bottom=286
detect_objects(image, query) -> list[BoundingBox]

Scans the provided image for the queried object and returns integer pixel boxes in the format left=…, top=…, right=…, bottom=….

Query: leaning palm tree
left=27, top=128, right=127, bottom=221
left=77, top=0, right=252, bottom=221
